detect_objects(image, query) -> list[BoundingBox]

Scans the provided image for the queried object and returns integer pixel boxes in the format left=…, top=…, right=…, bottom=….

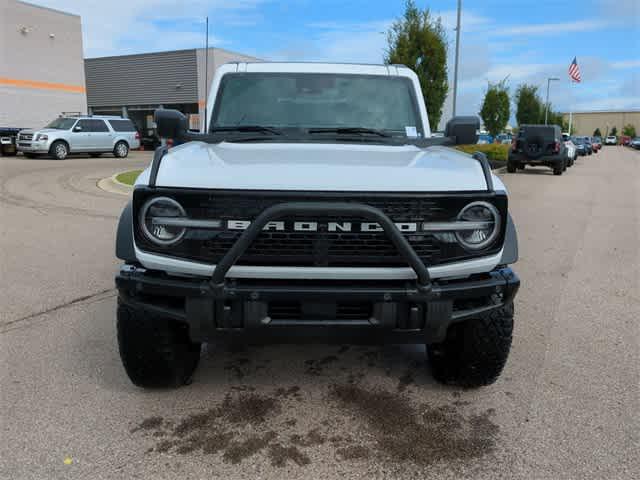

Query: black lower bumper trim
left=116, top=266, right=519, bottom=344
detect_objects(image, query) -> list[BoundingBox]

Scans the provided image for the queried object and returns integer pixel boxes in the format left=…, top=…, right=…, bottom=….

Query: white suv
left=17, top=115, right=140, bottom=160
left=604, top=135, right=617, bottom=145
left=115, top=62, right=520, bottom=389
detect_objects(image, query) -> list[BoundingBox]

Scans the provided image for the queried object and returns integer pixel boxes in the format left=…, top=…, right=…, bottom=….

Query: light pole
left=545, top=77, right=559, bottom=125
left=452, top=0, right=462, bottom=117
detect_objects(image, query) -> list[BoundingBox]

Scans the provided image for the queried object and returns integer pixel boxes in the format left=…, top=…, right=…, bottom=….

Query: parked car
left=562, top=134, right=577, bottom=166
left=496, top=133, right=512, bottom=145
left=17, top=115, right=140, bottom=160
left=591, top=136, right=602, bottom=152
left=114, top=62, right=520, bottom=389
left=0, top=127, right=26, bottom=156
left=620, top=136, right=631, bottom=146
left=477, top=133, right=493, bottom=144
left=571, top=136, right=589, bottom=156
left=583, top=136, right=594, bottom=155
left=630, top=137, right=640, bottom=149
left=604, top=135, right=617, bottom=145
left=508, top=124, right=567, bottom=174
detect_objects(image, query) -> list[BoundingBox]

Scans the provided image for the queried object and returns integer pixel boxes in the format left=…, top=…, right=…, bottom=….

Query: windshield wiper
left=307, top=127, right=392, bottom=138
left=210, top=125, right=283, bottom=135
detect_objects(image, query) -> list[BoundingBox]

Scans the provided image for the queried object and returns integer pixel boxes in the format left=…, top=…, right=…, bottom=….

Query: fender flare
left=115, top=201, right=136, bottom=262
left=500, top=213, right=519, bottom=265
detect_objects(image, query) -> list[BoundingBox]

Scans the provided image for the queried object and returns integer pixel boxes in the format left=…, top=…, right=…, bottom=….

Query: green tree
left=385, top=0, right=448, bottom=130
left=593, top=128, right=602, bottom=137
left=622, top=124, right=636, bottom=137
left=514, top=84, right=543, bottom=125
left=480, top=81, right=510, bottom=136
left=610, top=126, right=618, bottom=137
left=545, top=108, right=564, bottom=128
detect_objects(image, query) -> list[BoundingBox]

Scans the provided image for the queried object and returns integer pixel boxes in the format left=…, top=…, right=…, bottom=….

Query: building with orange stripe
left=1, top=0, right=87, bottom=129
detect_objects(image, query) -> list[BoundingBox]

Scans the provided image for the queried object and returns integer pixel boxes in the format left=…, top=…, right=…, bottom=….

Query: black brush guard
left=117, top=201, right=519, bottom=344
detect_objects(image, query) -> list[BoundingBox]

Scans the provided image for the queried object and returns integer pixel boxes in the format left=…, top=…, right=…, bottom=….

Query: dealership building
left=561, top=110, right=640, bottom=137
left=84, top=48, right=259, bottom=134
left=1, top=0, right=86, bottom=129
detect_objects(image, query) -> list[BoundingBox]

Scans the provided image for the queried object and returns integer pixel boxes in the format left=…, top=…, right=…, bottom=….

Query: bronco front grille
left=133, top=189, right=507, bottom=268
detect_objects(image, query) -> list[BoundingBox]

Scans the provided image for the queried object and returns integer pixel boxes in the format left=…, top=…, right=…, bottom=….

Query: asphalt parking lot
left=1, top=148, right=638, bottom=479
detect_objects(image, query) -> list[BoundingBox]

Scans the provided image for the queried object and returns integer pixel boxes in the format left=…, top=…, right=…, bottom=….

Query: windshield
left=211, top=73, right=423, bottom=138
left=45, top=117, right=77, bottom=130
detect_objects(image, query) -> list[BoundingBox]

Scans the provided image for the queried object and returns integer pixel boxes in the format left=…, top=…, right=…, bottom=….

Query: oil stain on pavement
left=131, top=357, right=500, bottom=469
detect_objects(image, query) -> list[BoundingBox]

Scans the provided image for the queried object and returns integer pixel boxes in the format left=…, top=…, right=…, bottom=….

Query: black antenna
left=204, top=16, right=209, bottom=133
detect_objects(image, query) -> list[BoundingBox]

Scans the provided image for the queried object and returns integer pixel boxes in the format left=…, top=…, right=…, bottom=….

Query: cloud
left=493, top=19, right=611, bottom=37
left=573, top=96, right=640, bottom=111
left=611, top=59, right=640, bottom=69
left=33, top=0, right=268, bottom=57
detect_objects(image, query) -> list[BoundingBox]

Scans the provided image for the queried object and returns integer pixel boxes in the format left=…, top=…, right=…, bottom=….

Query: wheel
left=117, top=302, right=201, bottom=388
left=49, top=141, right=68, bottom=160
left=428, top=304, right=514, bottom=388
left=89, top=153, right=101, bottom=158
left=563, top=161, right=567, bottom=172
left=517, top=164, right=525, bottom=170
left=553, top=166, right=563, bottom=175
left=506, top=162, right=517, bottom=173
left=114, top=141, right=129, bottom=158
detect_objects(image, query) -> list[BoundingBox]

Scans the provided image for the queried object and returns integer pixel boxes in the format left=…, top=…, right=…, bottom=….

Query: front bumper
left=116, top=265, right=520, bottom=344
left=17, top=141, right=50, bottom=153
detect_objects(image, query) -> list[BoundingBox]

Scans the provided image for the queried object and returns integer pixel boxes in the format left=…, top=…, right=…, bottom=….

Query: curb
left=97, top=173, right=133, bottom=196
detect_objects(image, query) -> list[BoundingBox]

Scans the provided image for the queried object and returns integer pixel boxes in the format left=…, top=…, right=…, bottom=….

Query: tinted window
left=108, top=119, right=136, bottom=132
left=212, top=73, right=423, bottom=137
left=76, top=119, right=109, bottom=132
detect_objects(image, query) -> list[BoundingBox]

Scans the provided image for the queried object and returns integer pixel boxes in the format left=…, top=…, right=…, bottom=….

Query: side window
left=108, top=119, right=136, bottom=132
left=90, top=119, right=109, bottom=132
left=75, top=120, right=92, bottom=132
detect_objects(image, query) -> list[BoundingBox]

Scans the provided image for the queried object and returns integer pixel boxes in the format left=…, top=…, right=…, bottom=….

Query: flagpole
left=568, top=79, right=573, bottom=135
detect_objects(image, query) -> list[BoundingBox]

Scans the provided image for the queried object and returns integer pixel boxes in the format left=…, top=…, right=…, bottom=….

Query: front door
left=71, top=120, right=93, bottom=151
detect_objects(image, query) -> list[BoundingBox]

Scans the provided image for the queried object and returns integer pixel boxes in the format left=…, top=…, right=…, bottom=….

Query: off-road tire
left=117, top=302, right=201, bottom=388
left=114, top=141, right=129, bottom=158
left=553, top=166, right=563, bottom=175
left=506, top=162, right=517, bottom=173
left=50, top=141, right=69, bottom=160
left=428, top=304, right=514, bottom=388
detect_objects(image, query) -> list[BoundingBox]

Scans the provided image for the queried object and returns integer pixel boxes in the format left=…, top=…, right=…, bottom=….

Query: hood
left=19, top=128, right=59, bottom=135
left=137, top=141, right=496, bottom=192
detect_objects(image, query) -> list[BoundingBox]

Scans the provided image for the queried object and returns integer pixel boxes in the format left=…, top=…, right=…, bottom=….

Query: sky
left=34, top=0, right=639, bottom=126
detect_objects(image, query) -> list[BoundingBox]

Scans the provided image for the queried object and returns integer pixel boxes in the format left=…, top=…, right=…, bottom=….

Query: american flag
left=569, top=57, right=581, bottom=83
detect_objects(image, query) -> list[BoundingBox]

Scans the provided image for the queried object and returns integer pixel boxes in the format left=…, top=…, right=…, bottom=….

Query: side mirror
left=445, top=116, right=480, bottom=145
left=73, top=125, right=82, bottom=132
left=155, top=109, right=188, bottom=140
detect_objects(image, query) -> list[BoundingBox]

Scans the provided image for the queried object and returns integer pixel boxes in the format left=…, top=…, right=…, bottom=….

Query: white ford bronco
left=115, top=62, right=520, bottom=388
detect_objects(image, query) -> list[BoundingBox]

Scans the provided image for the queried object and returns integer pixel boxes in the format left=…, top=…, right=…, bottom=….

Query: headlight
left=36, top=134, right=48, bottom=141
left=455, top=201, right=500, bottom=250
left=139, top=197, right=187, bottom=245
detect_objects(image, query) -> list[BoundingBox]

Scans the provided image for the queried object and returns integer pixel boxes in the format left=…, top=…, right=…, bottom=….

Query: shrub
left=455, top=144, right=509, bottom=166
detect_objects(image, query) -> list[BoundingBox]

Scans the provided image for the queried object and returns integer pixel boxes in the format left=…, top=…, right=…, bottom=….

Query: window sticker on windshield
left=405, top=126, right=418, bottom=138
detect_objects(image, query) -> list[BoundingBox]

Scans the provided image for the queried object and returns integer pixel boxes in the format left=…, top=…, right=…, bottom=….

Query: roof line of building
left=562, top=109, right=640, bottom=114
left=16, top=0, right=80, bottom=18
left=85, top=47, right=261, bottom=62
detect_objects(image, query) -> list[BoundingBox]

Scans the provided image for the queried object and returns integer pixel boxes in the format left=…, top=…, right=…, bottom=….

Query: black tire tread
left=428, top=304, right=514, bottom=388
left=117, top=302, right=201, bottom=388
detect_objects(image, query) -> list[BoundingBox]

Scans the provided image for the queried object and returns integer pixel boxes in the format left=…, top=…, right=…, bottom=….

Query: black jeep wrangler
left=508, top=125, right=567, bottom=175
